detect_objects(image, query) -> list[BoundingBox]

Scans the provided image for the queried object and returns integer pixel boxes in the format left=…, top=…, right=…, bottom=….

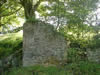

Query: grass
left=6, top=61, right=100, bottom=75
left=66, top=61, right=100, bottom=75
left=7, top=65, right=66, bottom=75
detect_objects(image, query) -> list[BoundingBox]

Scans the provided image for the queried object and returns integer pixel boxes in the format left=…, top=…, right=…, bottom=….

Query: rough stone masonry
left=23, top=21, right=67, bottom=66
left=87, top=48, right=100, bottom=63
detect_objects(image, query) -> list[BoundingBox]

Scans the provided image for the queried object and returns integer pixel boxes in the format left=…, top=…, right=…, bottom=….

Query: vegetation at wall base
left=6, top=61, right=100, bottom=75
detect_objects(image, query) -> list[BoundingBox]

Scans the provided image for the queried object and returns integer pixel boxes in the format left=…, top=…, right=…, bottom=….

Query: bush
left=67, top=48, right=87, bottom=63
left=0, top=32, right=22, bottom=59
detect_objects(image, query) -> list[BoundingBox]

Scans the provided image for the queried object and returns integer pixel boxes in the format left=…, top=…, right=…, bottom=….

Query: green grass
left=0, top=32, right=22, bottom=59
left=7, top=65, right=68, bottom=75
left=6, top=61, right=100, bottom=75
left=66, top=61, right=100, bottom=75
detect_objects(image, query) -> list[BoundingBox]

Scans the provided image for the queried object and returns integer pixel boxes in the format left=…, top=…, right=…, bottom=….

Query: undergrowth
left=7, top=61, right=100, bottom=75
left=0, top=32, right=22, bottom=59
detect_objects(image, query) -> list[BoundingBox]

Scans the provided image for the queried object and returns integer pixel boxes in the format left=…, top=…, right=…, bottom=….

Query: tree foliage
left=0, top=0, right=24, bottom=32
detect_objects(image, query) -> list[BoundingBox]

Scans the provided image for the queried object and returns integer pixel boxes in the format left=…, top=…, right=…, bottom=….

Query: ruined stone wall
left=87, top=48, right=100, bottom=63
left=23, top=21, right=67, bottom=66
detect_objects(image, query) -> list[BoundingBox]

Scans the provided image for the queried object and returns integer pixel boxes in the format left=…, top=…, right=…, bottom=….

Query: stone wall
left=23, top=21, right=67, bottom=66
left=87, top=48, right=100, bottom=63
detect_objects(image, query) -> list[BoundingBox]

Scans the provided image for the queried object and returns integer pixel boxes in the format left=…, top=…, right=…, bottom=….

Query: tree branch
left=0, top=0, right=7, bottom=7
left=0, top=6, right=22, bottom=17
left=33, top=0, right=42, bottom=11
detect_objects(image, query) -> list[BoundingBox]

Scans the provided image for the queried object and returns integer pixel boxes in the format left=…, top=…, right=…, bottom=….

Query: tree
left=3, top=0, right=98, bottom=49
left=59, top=0, right=99, bottom=49
left=61, top=0, right=99, bottom=38
left=0, top=0, right=23, bottom=32
left=18, top=0, right=66, bottom=25
left=19, top=0, right=42, bottom=20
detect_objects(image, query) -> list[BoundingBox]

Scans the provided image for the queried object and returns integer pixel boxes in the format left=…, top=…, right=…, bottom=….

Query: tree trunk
left=20, top=0, right=41, bottom=19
